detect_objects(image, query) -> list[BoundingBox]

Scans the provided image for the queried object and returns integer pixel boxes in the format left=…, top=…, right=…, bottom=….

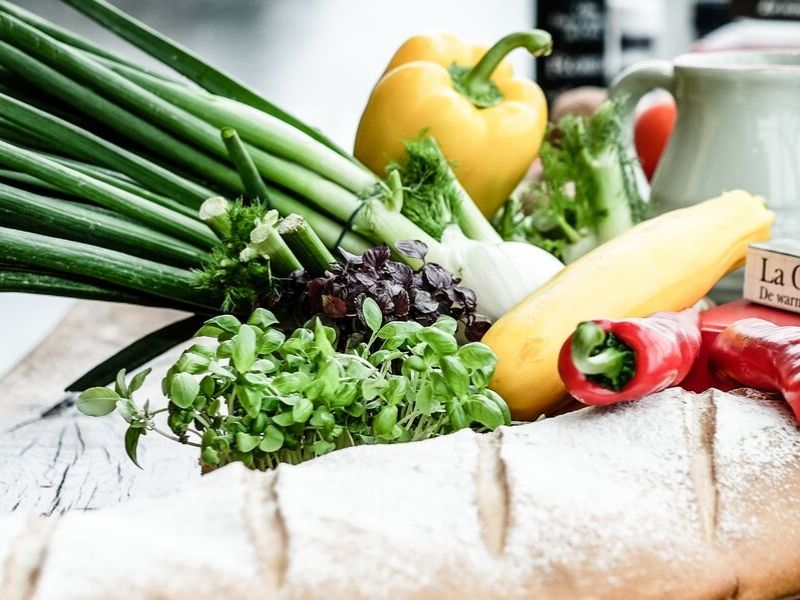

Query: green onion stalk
left=0, top=0, right=514, bottom=321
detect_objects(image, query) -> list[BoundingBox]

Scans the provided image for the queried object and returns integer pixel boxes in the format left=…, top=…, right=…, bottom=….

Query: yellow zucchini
left=482, top=190, right=775, bottom=420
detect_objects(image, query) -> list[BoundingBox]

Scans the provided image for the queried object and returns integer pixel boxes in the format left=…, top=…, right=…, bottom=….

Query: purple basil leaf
left=411, top=289, right=440, bottom=314
left=354, top=272, right=379, bottom=291
left=393, top=290, right=410, bottom=316
left=338, top=247, right=362, bottom=265
left=395, top=240, right=428, bottom=260
left=321, top=294, right=348, bottom=318
left=422, top=263, right=453, bottom=290
left=386, top=262, right=414, bottom=286
left=465, top=316, right=493, bottom=341
left=361, top=245, right=390, bottom=271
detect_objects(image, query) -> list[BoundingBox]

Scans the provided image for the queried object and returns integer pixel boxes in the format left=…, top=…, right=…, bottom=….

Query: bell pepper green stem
left=571, top=321, right=631, bottom=380
left=460, top=30, right=552, bottom=108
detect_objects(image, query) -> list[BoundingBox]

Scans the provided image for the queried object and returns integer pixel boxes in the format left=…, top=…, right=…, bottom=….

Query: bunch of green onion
left=0, top=0, right=568, bottom=383
left=0, top=0, right=442, bottom=312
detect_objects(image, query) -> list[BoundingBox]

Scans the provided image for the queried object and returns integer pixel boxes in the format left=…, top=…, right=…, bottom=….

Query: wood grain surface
left=0, top=301, right=200, bottom=514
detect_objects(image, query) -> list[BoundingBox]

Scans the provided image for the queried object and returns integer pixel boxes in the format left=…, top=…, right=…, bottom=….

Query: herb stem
left=152, top=425, right=201, bottom=447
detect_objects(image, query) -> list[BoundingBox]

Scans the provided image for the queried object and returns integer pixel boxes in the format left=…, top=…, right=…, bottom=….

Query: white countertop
left=0, top=295, right=74, bottom=380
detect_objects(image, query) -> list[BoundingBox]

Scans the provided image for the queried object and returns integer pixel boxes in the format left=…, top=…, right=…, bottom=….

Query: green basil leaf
left=290, top=328, right=314, bottom=341
left=235, top=432, right=260, bottom=453
left=216, top=340, right=233, bottom=358
left=343, top=359, right=375, bottom=380
left=440, top=356, right=470, bottom=398
left=318, top=357, right=340, bottom=396
left=235, top=384, right=263, bottom=418
left=201, top=446, right=220, bottom=466
left=361, top=378, right=388, bottom=401
left=247, top=308, right=279, bottom=329
left=466, top=395, right=504, bottom=430
left=200, top=375, right=216, bottom=397
left=312, top=439, right=336, bottom=456
left=194, top=324, right=223, bottom=339
left=344, top=402, right=365, bottom=418
left=232, top=324, right=257, bottom=373
left=208, top=361, right=236, bottom=380
left=374, top=404, right=398, bottom=437
left=313, top=318, right=336, bottom=357
left=128, top=367, right=152, bottom=395
left=175, top=351, right=211, bottom=374
left=272, top=372, right=311, bottom=394
left=331, top=382, right=358, bottom=407
left=114, top=369, right=128, bottom=398
left=259, top=425, right=284, bottom=452
left=417, top=327, right=458, bottom=355
left=272, top=412, right=295, bottom=427
left=377, top=320, right=422, bottom=341
left=470, top=365, right=493, bottom=388
left=242, top=372, right=270, bottom=388
left=456, top=342, right=498, bottom=370
left=369, top=349, right=403, bottom=366
left=414, top=380, right=435, bottom=415
left=310, top=407, right=335, bottom=430
left=484, top=389, right=512, bottom=425
left=432, top=315, right=458, bottom=335
left=190, top=344, right=216, bottom=358
left=403, top=356, right=427, bottom=375
left=77, top=387, right=120, bottom=417
left=124, top=426, right=144, bottom=468
left=203, top=314, right=241, bottom=334
left=292, top=397, right=314, bottom=423
left=169, top=373, right=199, bottom=409
left=115, top=398, right=138, bottom=423
left=447, top=402, right=469, bottom=431
left=361, top=297, right=383, bottom=333
left=384, top=376, right=409, bottom=405
left=250, top=358, right=277, bottom=373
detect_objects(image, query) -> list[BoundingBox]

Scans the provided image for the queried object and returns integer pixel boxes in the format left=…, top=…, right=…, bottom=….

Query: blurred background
left=3, top=0, right=800, bottom=377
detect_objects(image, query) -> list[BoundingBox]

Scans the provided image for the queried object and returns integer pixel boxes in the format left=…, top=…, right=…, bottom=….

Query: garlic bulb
left=430, top=225, right=564, bottom=321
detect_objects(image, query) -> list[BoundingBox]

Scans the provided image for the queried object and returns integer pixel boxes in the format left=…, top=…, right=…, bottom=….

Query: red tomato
left=634, top=101, right=676, bottom=180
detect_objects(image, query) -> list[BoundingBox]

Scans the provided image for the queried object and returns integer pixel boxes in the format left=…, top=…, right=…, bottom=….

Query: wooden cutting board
left=0, top=301, right=200, bottom=514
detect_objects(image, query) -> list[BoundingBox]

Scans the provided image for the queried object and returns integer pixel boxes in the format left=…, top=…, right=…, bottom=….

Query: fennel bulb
left=430, top=225, right=564, bottom=320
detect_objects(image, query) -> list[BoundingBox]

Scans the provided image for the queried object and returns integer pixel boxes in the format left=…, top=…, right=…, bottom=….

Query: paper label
left=744, top=243, right=800, bottom=314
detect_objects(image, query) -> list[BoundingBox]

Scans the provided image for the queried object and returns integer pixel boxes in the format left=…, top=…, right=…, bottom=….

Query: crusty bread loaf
left=2, top=387, right=800, bottom=600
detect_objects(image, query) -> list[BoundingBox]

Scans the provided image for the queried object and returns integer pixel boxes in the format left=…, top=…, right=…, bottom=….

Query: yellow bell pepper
left=354, top=31, right=552, bottom=219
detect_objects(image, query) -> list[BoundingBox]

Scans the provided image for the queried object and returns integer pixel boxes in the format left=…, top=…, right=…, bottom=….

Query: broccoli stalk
left=494, top=99, right=646, bottom=263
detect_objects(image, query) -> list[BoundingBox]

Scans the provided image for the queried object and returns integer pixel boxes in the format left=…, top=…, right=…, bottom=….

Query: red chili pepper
left=709, top=318, right=800, bottom=419
left=558, top=309, right=702, bottom=405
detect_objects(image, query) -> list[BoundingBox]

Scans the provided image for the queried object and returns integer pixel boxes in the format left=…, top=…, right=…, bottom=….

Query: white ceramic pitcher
left=612, top=51, right=800, bottom=300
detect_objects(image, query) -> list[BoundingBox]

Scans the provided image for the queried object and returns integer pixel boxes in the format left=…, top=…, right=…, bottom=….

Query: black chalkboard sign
left=536, top=0, right=607, bottom=100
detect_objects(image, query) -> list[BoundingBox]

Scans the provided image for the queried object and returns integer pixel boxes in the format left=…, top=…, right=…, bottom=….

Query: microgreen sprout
left=77, top=303, right=509, bottom=470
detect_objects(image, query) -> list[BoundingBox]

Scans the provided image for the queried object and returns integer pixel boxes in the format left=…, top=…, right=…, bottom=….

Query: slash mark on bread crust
left=0, top=516, right=55, bottom=600
left=683, top=391, right=719, bottom=542
left=476, top=429, right=510, bottom=555
left=245, top=469, right=289, bottom=590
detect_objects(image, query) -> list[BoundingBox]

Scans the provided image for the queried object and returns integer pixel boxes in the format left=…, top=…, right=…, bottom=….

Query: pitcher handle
left=609, top=60, right=675, bottom=201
